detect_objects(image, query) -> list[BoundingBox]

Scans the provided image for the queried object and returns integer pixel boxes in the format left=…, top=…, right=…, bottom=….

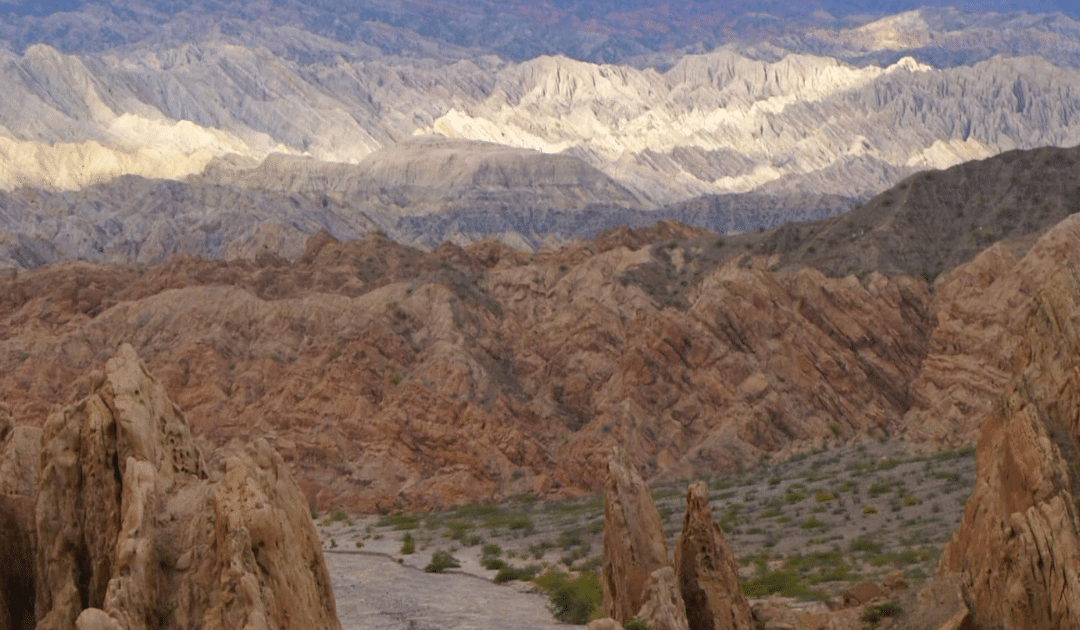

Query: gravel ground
left=327, top=551, right=579, bottom=630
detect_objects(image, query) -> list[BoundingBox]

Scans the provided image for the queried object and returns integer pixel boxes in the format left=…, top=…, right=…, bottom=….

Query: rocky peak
left=32, top=344, right=340, bottom=630
left=601, top=447, right=670, bottom=623
left=674, top=482, right=753, bottom=630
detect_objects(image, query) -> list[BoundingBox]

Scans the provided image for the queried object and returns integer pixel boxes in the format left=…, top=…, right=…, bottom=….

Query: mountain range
left=0, top=2, right=1080, bottom=262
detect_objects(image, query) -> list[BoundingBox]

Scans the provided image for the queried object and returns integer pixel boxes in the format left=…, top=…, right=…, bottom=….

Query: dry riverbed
left=318, top=440, right=977, bottom=627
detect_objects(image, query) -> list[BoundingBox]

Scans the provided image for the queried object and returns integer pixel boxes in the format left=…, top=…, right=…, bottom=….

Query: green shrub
left=377, top=513, right=422, bottom=530
left=741, top=570, right=826, bottom=600
left=799, top=517, right=825, bottom=529
left=400, top=533, right=415, bottom=555
left=849, top=537, right=882, bottom=554
left=534, top=571, right=602, bottom=624
left=424, top=550, right=460, bottom=573
left=482, top=557, right=508, bottom=571
left=862, top=505, right=878, bottom=515
left=785, top=490, right=806, bottom=504
left=493, top=564, right=541, bottom=584
left=861, top=601, right=903, bottom=626
left=902, top=496, right=919, bottom=507
left=482, top=543, right=503, bottom=558
left=624, top=618, right=651, bottom=630
left=329, top=507, right=348, bottom=522
left=814, top=491, right=836, bottom=503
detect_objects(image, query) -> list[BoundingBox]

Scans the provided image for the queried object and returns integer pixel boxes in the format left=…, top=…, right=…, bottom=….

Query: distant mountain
left=2, top=2, right=1080, bottom=259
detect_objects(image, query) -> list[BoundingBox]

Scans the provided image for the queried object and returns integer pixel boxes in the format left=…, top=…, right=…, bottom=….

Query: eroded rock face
left=602, top=447, right=669, bottom=623
left=674, top=482, right=752, bottom=630
left=33, top=344, right=339, bottom=630
left=636, top=567, right=690, bottom=630
left=938, top=264, right=1080, bottom=630
left=0, top=403, right=40, bottom=498
left=0, top=495, right=35, bottom=630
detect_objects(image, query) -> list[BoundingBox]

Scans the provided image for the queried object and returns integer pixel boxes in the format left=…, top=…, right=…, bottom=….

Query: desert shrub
left=624, top=618, right=651, bottom=630
left=861, top=601, right=903, bottom=626
left=446, top=520, right=472, bottom=540
left=814, top=491, right=836, bottom=503
left=534, top=570, right=602, bottom=624
left=400, top=533, right=415, bottom=555
left=482, top=557, right=508, bottom=571
left=799, top=517, right=825, bottom=529
left=377, top=513, right=421, bottom=530
left=329, top=507, right=348, bottom=522
left=493, top=564, right=541, bottom=584
left=785, top=490, right=806, bottom=504
left=862, top=505, right=878, bottom=515
left=849, top=537, right=882, bottom=554
left=902, top=496, right=919, bottom=507
left=424, top=550, right=460, bottom=573
left=482, top=543, right=503, bottom=558
left=741, top=570, right=825, bottom=600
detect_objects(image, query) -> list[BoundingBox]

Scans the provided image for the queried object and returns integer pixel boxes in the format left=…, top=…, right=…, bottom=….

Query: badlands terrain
left=3, top=1, right=1080, bottom=629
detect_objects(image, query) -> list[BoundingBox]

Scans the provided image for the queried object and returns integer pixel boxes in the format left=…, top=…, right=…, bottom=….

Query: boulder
left=881, top=569, right=907, bottom=592
left=674, top=481, right=753, bottom=630
left=601, top=446, right=669, bottom=623
left=636, top=567, right=690, bottom=630
left=841, top=581, right=883, bottom=607
left=937, top=268, right=1080, bottom=629
left=33, top=344, right=340, bottom=630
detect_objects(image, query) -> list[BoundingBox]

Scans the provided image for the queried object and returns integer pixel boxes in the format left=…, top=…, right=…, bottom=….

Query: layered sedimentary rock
left=601, top=448, right=669, bottom=623
left=674, top=482, right=752, bottom=630
left=0, top=223, right=937, bottom=511
left=938, top=227, right=1080, bottom=628
left=33, top=344, right=339, bottom=630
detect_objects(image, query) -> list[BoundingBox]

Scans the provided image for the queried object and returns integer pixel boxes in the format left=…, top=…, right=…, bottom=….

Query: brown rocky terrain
left=1, top=145, right=1079, bottom=513
left=0, top=223, right=938, bottom=512
left=3, top=344, right=339, bottom=630
left=937, top=217, right=1080, bottom=628
left=0, top=212, right=1075, bottom=514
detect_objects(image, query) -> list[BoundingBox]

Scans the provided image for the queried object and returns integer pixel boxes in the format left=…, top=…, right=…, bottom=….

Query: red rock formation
left=938, top=237, right=1080, bottom=628
left=0, top=227, right=940, bottom=511
left=602, top=447, right=669, bottom=623
left=674, top=482, right=752, bottom=630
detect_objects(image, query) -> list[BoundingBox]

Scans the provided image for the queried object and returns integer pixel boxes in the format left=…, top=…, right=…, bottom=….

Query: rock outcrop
left=636, top=567, right=691, bottom=630
left=0, top=403, right=40, bottom=498
left=937, top=258, right=1080, bottom=628
left=33, top=344, right=340, bottom=630
left=0, top=494, right=35, bottom=630
left=602, top=448, right=669, bottom=623
left=674, top=482, right=752, bottom=630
